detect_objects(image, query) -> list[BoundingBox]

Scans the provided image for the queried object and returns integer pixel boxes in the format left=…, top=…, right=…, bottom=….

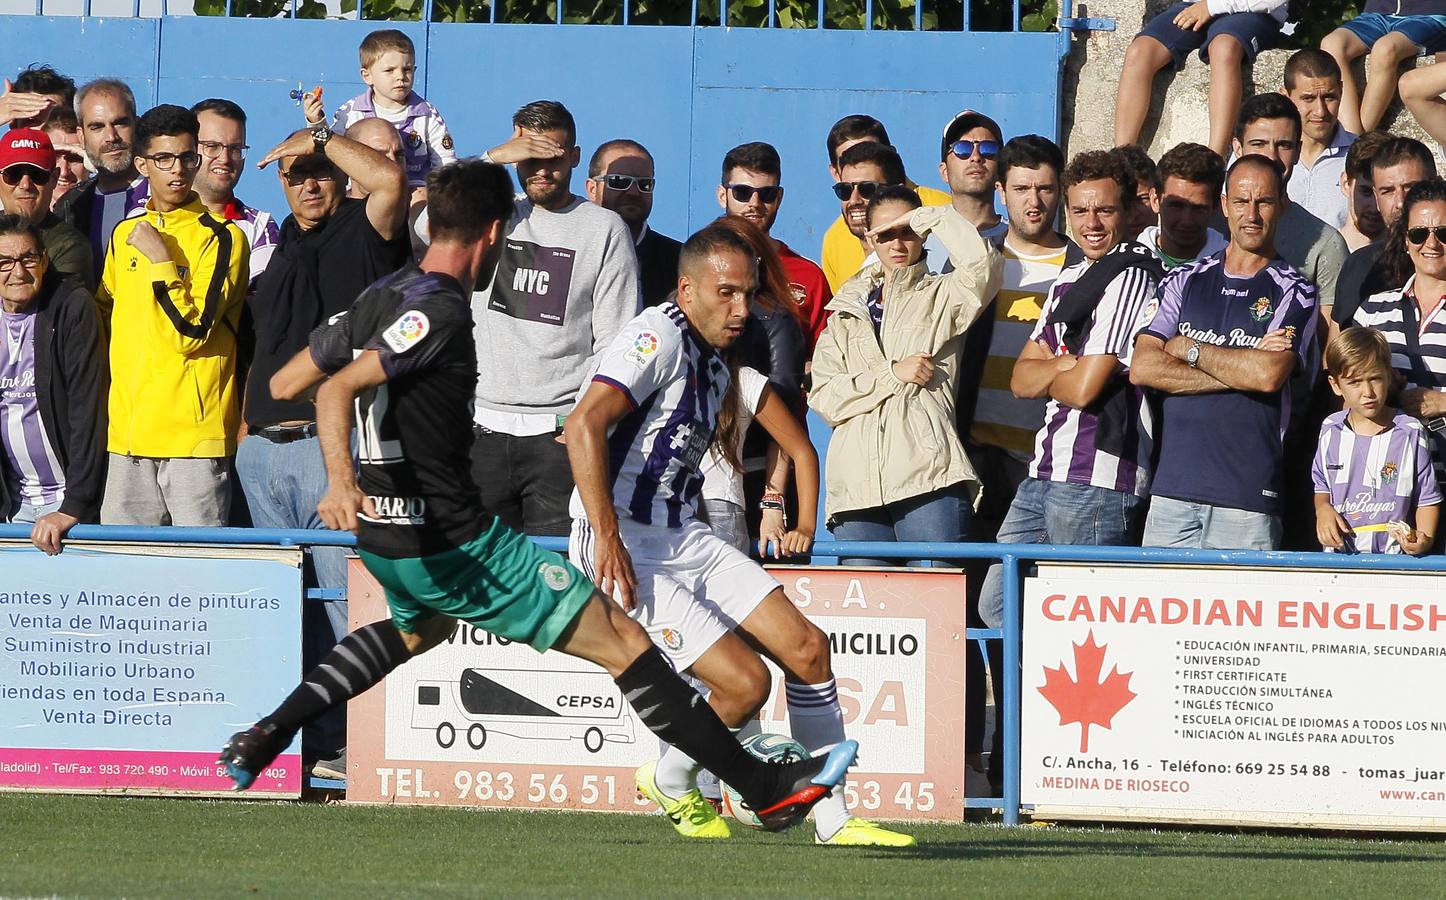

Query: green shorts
left=359, top=519, right=595, bottom=651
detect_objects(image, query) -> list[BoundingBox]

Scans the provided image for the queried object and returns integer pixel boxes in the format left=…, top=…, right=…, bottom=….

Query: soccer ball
left=719, top=732, right=810, bottom=828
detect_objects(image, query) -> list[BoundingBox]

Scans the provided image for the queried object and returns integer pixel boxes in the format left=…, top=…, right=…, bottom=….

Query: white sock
left=786, top=679, right=851, bottom=840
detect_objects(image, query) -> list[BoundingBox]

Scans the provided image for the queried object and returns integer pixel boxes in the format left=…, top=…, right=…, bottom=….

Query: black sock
left=614, top=646, right=779, bottom=807
left=260, top=621, right=410, bottom=737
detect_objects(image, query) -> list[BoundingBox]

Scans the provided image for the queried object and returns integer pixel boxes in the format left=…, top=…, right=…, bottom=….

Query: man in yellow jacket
left=97, top=104, right=248, bottom=525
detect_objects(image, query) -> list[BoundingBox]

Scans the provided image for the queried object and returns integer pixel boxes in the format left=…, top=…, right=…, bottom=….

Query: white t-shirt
left=700, top=366, right=769, bottom=509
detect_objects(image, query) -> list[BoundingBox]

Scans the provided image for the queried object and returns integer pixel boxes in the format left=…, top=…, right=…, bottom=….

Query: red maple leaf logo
left=1037, top=630, right=1137, bottom=753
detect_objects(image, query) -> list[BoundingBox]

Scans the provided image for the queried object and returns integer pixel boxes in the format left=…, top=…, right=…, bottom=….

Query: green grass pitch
left=5, top=794, right=1446, bottom=898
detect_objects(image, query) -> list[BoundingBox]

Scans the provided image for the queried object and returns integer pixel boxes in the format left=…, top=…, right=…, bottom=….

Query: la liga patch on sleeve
left=383, top=310, right=431, bottom=353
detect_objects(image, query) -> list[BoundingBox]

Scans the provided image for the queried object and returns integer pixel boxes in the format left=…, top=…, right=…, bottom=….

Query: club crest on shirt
left=1381, top=462, right=1399, bottom=484
left=1250, top=296, right=1274, bottom=323
left=382, top=310, right=430, bottom=353
left=624, top=330, right=660, bottom=368
left=789, top=282, right=807, bottom=305
left=407, top=131, right=423, bottom=149
left=441, top=133, right=454, bottom=152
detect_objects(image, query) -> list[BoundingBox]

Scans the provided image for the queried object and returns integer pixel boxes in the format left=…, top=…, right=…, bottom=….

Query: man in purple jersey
left=1132, top=155, right=1318, bottom=550
left=977, top=150, right=1162, bottom=630
left=52, top=79, right=148, bottom=283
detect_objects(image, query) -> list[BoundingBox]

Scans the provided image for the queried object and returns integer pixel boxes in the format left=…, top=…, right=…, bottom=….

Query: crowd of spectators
left=8, top=3, right=1446, bottom=785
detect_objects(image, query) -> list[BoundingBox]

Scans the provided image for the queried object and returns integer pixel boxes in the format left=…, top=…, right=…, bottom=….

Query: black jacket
left=0, top=273, right=108, bottom=522
left=637, top=226, right=683, bottom=309
left=51, top=176, right=99, bottom=234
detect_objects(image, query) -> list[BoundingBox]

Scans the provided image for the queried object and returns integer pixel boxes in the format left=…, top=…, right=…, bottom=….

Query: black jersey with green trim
left=309, top=262, right=489, bottom=558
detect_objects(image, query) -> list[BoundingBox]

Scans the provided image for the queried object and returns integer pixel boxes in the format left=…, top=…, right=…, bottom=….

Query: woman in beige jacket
left=808, top=186, right=1003, bottom=565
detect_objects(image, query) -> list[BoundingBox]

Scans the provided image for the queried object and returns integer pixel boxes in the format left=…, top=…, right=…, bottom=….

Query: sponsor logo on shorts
left=383, top=311, right=430, bottom=353
left=539, top=562, right=572, bottom=591
left=661, top=628, right=684, bottom=652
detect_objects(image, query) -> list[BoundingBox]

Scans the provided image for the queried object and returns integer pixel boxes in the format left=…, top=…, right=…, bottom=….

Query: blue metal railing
left=9, top=523, right=1446, bottom=822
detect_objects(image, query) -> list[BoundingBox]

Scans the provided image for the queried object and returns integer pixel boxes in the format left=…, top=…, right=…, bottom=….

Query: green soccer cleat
left=635, top=761, right=731, bottom=839
left=816, top=817, right=917, bottom=847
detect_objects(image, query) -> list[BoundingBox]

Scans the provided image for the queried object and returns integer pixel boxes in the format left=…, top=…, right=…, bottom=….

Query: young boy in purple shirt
left=1314, top=326, right=1441, bottom=555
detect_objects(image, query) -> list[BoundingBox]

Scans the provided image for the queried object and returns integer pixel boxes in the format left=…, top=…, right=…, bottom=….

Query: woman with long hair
left=698, top=215, right=815, bottom=556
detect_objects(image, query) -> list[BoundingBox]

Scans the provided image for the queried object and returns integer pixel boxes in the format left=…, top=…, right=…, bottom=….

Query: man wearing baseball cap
left=939, top=110, right=1008, bottom=248
left=0, top=129, right=92, bottom=290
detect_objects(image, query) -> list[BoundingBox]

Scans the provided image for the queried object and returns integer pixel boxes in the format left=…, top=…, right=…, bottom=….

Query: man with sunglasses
left=939, top=110, right=1008, bottom=249
left=586, top=139, right=681, bottom=309
left=189, top=99, right=278, bottom=288
left=0, top=129, right=92, bottom=290
left=53, top=79, right=148, bottom=283
left=827, top=141, right=908, bottom=284
left=717, top=141, right=830, bottom=346
left=238, top=92, right=409, bottom=780
left=97, top=104, right=248, bottom=528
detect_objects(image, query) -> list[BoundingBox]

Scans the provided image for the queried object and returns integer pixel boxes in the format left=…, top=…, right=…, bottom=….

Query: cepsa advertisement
left=349, top=561, right=966, bottom=821
left=0, top=543, right=304, bottom=797
left=1023, top=564, right=1446, bottom=830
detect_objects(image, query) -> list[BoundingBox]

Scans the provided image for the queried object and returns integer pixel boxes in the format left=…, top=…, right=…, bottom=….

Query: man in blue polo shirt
left=1130, top=155, right=1319, bottom=550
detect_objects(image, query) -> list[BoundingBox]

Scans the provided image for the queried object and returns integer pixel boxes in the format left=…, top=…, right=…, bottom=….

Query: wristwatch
left=1185, top=340, right=1202, bottom=369
left=310, top=123, right=333, bottom=155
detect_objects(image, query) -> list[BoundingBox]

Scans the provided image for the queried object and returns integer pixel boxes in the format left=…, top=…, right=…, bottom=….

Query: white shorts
left=569, top=517, right=779, bottom=671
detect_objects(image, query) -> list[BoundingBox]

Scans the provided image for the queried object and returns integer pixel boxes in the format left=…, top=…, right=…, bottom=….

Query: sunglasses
left=833, top=180, right=882, bottom=202
left=1408, top=225, right=1446, bottom=246
left=595, top=174, right=655, bottom=193
left=724, top=184, right=782, bottom=204
left=139, top=151, right=203, bottom=172
left=949, top=139, right=1001, bottom=161
left=280, top=167, right=338, bottom=187
left=1, top=165, right=53, bottom=186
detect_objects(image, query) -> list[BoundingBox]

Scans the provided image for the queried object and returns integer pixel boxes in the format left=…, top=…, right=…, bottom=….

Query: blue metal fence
left=9, top=522, right=1446, bottom=823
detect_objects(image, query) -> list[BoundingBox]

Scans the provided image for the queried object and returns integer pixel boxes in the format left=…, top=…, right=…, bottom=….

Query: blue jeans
left=10, top=498, right=63, bottom=523
left=236, top=432, right=349, bottom=756
left=1142, top=496, right=1281, bottom=551
left=830, top=483, right=972, bottom=567
left=979, top=478, right=1145, bottom=628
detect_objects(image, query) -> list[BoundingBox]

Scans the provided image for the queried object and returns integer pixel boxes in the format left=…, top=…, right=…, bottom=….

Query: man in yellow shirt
left=819, top=114, right=952, bottom=292
left=97, top=104, right=248, bottom=525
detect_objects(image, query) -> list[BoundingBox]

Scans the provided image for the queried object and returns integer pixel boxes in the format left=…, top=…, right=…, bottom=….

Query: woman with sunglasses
left=0, top=215, right=106, bottom=555
left=1354, top=179, right=1446, bottom=475
left=809, top=186, right=1002, bottom=566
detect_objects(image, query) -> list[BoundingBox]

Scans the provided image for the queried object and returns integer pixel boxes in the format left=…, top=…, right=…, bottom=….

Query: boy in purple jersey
left=1315, top=327, right=1440, bottom=554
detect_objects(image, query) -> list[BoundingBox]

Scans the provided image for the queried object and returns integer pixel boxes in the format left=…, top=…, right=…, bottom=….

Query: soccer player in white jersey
left=566, top=223, right=914, bottom=847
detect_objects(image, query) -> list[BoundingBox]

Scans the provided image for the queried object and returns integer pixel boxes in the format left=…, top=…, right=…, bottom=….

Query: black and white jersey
left=310, top=263, right=488, bottom=558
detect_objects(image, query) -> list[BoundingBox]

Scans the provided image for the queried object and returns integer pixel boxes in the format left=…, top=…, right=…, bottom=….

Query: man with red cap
left=0, top=128, right=92, bottom=290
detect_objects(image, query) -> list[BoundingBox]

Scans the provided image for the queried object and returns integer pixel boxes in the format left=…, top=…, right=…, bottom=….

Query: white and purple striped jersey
left=0, top=310, right=64, bottom=508
left=1312, top=410, right=1441, bottom=554
left=1026, top=257, right=1157, bottom=496
left=91, top=177, right=150, bottom=282
left=221, top=196, right=280, bottom=286
left=331, top=90, right=458, bottom=188
left=569, top=301, right=730, bottom=529
left=1353, top=276, right=1446, bottom=471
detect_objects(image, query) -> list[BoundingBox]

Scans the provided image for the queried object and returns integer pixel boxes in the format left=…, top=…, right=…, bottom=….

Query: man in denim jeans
left=978, top=151, right=1161, bottom=630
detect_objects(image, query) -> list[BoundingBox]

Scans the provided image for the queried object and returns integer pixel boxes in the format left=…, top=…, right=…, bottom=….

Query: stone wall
left=1061, top=0, right=1443, bottom=164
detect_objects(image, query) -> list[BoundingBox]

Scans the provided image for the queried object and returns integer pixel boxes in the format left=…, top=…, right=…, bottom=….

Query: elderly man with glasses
left=586, top=138, right=680, bottom=309
left=189, top=98, right=279, bottom=288
left=0, top=128, right=92, bottom=289
left=96, top=104, right=249, bottom=528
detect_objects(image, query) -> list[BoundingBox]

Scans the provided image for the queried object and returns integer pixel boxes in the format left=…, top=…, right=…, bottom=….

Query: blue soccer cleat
left=217, top=723, right=289, bottom=791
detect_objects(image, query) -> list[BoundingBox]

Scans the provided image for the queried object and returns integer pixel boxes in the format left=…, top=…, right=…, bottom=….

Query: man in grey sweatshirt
left=473, top=100, right=642, bottom=536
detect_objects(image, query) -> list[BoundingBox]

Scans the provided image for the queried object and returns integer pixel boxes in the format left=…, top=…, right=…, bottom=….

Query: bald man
left=346, top=117, right=404, bottom=200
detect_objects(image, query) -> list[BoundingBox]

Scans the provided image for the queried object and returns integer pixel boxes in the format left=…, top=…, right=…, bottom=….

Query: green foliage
left=191, top=0, right=1055, bottom=33
left=1285, top=0, right=1354, bottom=49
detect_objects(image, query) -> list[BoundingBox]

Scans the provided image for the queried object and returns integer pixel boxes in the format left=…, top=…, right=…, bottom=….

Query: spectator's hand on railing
left=592, top=530, right=638, bottom=612
left=892, top=353, right=935, bottom=386
left=1172, top=0, right=1212, bottom=31
left=318, top=482, right=376, bottom=534
left=486, top=126, right=567, bottom=165
left=758, top=514, right=814, bottom=559
left=1316, top=504, right=1351, bottom=551
left=0, top=79, right=53, bottom=128
left=126, top=222, right=172, bottom=265
left=31, top=511, right=78, bottom=556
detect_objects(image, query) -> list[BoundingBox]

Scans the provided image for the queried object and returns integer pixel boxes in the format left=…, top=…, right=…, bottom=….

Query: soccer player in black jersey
left=217, top=159, right=856, bottom=831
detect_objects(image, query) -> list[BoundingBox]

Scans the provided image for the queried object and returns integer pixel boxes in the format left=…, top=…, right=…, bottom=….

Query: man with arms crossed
left=218, top=161, right=856, bottom=832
